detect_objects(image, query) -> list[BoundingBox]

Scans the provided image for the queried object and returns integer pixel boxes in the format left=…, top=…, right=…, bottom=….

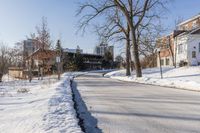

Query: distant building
left=23, top=38, right=51, bottom=57
left=94, top=43, right=114, bottom=58
left=64, top=51, right=103, bottom=70
left=25, top=46, right=104, bottom=74
left=63, top=48, right=83, bottom=54
left=64, top=46, right=103, bottom=70
left=23, top=39, right=39, bottom=57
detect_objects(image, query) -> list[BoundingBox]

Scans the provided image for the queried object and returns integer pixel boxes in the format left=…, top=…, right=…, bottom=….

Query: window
left=166, top=41, right=170, bottom=48
left=166, top=58, right=170, bottom=66
left=161, top=59, right=164, bottom=66
left=192, top=51, right=196, bottom=58
left=199, top=43, right=200, bottom=52
left=185, top=24, right=188, bottom=30
left=178, top=44, right=183, bottom=54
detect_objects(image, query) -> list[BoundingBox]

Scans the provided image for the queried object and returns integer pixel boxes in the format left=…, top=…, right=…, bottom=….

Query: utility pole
left=158, top=50, right=163, bottom=79
left=56, top=56, right=61, bottom=80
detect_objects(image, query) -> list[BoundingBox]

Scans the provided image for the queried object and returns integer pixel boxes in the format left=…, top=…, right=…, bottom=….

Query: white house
left=175, top=28, right=200, bottom=66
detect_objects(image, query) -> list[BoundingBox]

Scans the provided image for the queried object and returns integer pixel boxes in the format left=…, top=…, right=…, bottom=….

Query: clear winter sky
left=0, top=0, right=200, bottom=55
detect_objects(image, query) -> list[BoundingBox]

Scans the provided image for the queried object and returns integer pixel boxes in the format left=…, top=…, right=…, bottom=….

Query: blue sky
left=0, top=0, right=200, bottom=54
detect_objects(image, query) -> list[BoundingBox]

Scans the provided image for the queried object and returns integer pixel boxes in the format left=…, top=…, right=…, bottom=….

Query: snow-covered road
left=75, top=72, right=200, bottom=133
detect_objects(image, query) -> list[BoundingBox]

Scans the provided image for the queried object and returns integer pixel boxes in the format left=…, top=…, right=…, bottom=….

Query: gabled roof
left=178, top=13, right=200, bottom=26
left=173, top=30, right=186, bottom=38
left=26, top=49, right=57, bottom=60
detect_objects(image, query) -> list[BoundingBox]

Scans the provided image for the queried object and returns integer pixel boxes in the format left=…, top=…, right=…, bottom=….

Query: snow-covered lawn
left=105, top=66, right=200, bottom=91
left=0, top=74, right=82, bottom=133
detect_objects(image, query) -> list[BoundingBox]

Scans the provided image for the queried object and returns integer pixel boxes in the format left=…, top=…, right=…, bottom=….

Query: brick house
left=157, top=14, right=200, bottom=67
left=178, top=14, right=200, bottom=31
left=156, top=34, right=174, bottom=67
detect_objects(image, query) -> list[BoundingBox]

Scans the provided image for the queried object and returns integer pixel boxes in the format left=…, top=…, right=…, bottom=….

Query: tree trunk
left=115, top=0, right=142, bottom=77
left=126, top=27, right=131, bottom=76
left=126, top=41, right=131, bottom=76
left=168, top=36, right=176, bottom=68
left=28, top=58, right=33, bottom=83
left=0, top=73, right=3, bottom=82
left=132, top=31, right=142, bottom=77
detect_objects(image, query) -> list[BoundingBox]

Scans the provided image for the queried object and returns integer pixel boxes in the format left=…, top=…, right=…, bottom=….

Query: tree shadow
left=72, top=81, right=102, bottom=133
left=165, top=74, right=200, bottom=79
left=91, top=110, right=200, bottom=122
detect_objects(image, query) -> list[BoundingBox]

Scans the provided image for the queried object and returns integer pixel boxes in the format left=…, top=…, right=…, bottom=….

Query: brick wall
left=179, top=17, right=200, bottom=31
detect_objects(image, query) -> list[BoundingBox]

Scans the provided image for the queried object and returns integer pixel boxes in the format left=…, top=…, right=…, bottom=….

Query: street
left=75, top=72, right=200, bottom=133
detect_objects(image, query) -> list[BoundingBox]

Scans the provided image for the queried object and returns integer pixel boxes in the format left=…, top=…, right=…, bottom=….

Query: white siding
left=175, top=35, right=188, bottom=66
left=175, top=34, right=200, bottom=66
left=187, top=35, right=200, bottom=65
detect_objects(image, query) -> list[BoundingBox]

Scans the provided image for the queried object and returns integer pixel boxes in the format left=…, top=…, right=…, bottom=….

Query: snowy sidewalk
left=105, top=66, right=200, bottom=91
left=0, top=74, right=82, bottom=133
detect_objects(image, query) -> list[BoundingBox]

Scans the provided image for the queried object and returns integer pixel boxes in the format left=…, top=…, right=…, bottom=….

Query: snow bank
left=105, top=66, right=200, bottom=91
left=43, top=75, right=82, bottom=133
left=0, top=74, right=82, bottom=133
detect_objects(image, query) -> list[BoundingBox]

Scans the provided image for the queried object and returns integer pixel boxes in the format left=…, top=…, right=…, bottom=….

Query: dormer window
left=192, top=21, right=197, bottom=29
left=185, top=24, right=188, bottom=30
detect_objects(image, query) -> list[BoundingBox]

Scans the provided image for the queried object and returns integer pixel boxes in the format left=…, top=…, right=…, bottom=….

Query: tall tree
left=0, top=44, right=10, bottom=82
left=77, top=0, right=167, bottom=77
left=35, top=17, right=52, bottom=79
left=75, top=46, right=84, bottom=71
left=115, top=55, right=124, bottom=68
left=102, top=50, right=113, bottom=69
left=95, top=9, right=131, bottom=75
left=139, top=22, right=165, bottom=67
left=36, top=17, right=52, bottom=50
left=114, top=0, right=167, bottom=77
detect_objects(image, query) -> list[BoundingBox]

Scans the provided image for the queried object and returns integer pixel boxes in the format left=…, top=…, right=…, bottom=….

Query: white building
left=63, top=48, right=83, bottom=54
left=175, top=28, right=200, bottom=66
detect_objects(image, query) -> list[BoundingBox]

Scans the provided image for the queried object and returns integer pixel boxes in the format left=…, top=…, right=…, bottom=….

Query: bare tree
left=36, top=17, right=52, bottom=50
left=77, top=1, right=132, bottom=76
left=174, top=16, right=184, bottom=30
left=35, top=17, right=52, bottom=80
left=114, top=0, right=168, bottom=77
left=77, top=0, right=168, bottom=77
left=12, top=42, right=24, bottom=67
left=173, top=16, right=184, bottom=67
left=0, top=44, right=10, bottom=82
left=94, top=9, right=132, bottom=75
left=139, top=22, right=165, bottom=67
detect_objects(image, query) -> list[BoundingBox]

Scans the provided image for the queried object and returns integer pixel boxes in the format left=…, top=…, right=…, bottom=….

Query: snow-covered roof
left=67, top=51, right=103, bottom=57
left=63, top=48, right=83, bottom=53
left=178, top=13, right=200, bottom=26
left=27, top=48, right=57, bottom=60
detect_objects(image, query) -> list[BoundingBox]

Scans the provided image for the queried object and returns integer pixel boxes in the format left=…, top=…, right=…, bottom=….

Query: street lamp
left=155, top=48, right=163, bottom=79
